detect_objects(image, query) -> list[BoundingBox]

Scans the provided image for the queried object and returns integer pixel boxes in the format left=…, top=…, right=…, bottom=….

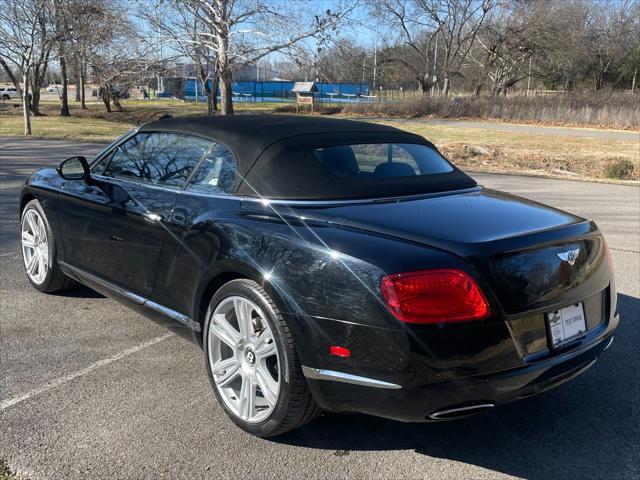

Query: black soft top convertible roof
left=138, top=114, right=476, bottom=200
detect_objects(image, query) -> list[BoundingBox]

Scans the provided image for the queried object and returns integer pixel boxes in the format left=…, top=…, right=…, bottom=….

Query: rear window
left=313, top=143, right=453, bottom=180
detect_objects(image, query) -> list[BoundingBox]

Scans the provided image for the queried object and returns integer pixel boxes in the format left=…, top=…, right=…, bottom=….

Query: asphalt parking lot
left=1, top=137, right=638, bottom=479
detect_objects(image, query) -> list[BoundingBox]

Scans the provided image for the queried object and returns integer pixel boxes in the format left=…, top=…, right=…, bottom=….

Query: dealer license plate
left=546, top=303, right=587, bottom=348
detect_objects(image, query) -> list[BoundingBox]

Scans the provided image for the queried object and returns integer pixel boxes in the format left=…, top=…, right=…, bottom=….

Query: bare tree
left=90, top=25, right=158, bottom=112
left=158, top=0, right=355, bottom=115
left=142, top=4, right=219, bottom=115
left=373, top=0, right=494, bottom=96
left=0, top=0, right=54, bottom=134
left=467, top=1, right=548, bottom=96
left=585, top=0, right=638, bottom=91
left=66, top=1, right=119, bottom=110
left=373, top=0, right=440, bottom=92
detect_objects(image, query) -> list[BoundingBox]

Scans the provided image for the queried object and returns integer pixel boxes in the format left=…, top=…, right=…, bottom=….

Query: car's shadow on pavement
left=274, top=293, right=639, bottom=479
left=56, top=284, right=106, bottom=299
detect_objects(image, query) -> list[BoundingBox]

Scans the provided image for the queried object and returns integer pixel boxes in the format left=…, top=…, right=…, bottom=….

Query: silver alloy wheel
left=208, top=296, right=280, bottom=424
left=21, top=209, right=49, bottom=285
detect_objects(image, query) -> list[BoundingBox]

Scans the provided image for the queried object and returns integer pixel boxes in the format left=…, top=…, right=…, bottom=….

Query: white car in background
left=1, top=86, right=20, bottom=101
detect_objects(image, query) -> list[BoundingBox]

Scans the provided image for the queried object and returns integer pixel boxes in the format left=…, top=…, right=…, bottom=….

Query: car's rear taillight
left=381, top=269, right=490, bottom=324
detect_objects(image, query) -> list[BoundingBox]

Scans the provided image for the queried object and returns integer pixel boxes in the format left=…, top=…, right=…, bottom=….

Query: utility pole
left=431, top=33, right=438, bottom=97
left=372, top=25, right=378, bottom=91
left=526, top=56, right=532, bottom=97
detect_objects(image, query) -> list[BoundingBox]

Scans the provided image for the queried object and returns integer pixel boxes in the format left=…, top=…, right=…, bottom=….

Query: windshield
left=313, top=143, right=453, bottom=180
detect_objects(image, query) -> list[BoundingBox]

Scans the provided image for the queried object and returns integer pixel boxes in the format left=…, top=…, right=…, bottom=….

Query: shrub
left=339, top=92, right=640, bottom=130
left=605, top=159, right=637, bottom=180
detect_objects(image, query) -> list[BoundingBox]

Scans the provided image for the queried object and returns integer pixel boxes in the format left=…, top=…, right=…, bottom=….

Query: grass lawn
left=1, top=99, right=637, bottom=181
left=0, top=99, right=286, bottom=141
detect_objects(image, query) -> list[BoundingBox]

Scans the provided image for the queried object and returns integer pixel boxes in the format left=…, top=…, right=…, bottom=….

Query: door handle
left=144, top=212, right=164, bottom=223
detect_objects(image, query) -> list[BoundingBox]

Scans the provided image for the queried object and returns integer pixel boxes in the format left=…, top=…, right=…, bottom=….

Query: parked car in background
left=46, top=85, right=61, bottom=93
left=1, top=86, right=19, bottom=101
left=19, top=115, right=619, bottom=437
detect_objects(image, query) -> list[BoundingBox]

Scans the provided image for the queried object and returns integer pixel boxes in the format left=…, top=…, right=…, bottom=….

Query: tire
left=2, top=95, right=9, bottom=101
left=203, top=279, right=320, bottom=437
left=20, top=199, right=74, bottom=293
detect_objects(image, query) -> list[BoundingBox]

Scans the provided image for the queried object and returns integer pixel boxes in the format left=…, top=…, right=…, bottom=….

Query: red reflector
left=329, top=346, right=351, bottom=358
left=381, top=269, right=490, bottom=324
left=604, top=239, right=614, bottom=274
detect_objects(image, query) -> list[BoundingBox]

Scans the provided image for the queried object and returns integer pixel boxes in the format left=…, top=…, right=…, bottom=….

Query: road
left=356, top=117, right=640, bottom=142
left=1, top=137, right=638, bottom=480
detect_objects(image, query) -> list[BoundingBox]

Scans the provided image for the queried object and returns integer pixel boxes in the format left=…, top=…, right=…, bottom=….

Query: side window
left=186, top=143, right=237, bottom=194
left=102, top=132, right=212, bottom=187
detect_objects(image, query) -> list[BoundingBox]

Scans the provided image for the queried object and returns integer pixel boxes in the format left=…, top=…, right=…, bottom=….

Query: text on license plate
left=546, top=303, right=587, bottom=348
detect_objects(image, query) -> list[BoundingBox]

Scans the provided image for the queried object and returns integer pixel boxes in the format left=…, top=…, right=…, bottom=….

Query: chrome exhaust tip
left=428, top=403, right=495, bottom=420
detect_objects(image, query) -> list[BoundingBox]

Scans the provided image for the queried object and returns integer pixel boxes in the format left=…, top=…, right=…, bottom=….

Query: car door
left=151, top=142, right=239, bottom=317
left=58, top=132, right=213, bottom=297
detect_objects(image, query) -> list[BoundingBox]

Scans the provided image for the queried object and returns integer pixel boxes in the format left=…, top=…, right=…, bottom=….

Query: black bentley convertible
left=20, top=115, right=618, bottom=437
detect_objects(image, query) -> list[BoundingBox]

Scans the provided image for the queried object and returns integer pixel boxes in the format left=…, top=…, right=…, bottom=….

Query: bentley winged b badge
left=557, top=248, right=580, bottom=265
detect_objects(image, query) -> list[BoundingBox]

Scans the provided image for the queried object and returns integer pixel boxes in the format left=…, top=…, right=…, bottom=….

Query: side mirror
left=57, top=156, right=90, bottom=182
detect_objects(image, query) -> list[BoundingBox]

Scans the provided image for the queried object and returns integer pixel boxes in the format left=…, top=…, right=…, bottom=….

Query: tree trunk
left=80, top=64, right=86, bottom=110
left=101, top=87, right=112, bottom=112
left=212, top=74, right=219, bottom=111
left=112, top=93, right=123, bottom=111
left=29, top=59, right=48, bottom=116
left=60, top=54, right=70, bottom=116
left=219, top=67, right=234, bottom=115
left=75, top=76, right=81, bottom=101
left=417, top=75, right=430, bottom=94
left=199, top=65, right=215, bottom=116
left=441, top=76, right=450, bottom=97
left=22, top=73, right=32, bottom=136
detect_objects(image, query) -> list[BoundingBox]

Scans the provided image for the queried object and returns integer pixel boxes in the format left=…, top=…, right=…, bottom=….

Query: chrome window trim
left=89, top=173, right=184, bottom=193
left=241, top=186, right=482, bottom=207
left=301, top=366, right=401, bottom=389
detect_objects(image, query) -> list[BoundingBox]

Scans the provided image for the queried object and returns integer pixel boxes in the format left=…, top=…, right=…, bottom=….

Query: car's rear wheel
left=2, top=94, right=9, bottom=101
left=21, top=199, right=74, bottom=293
left=203, top=279, right=320, bottom=437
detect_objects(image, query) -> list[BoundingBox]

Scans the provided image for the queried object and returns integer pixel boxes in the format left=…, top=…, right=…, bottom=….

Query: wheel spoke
left=21, top=231, right=35, bottom=248
left=255, top=331, right=276, bottom=359
left=38, top=244, right=48, bottom=264
left=212, top=357, right=241, bottom=387
left=255, top=366, right=278, bottom=406
left=37, top=217, right=44, bottom=240
left=210, top=313, right=241, bottom=348
left=26, top=252, right=38, bottom=275
left=239, top=374, right=255, bottom=420
left=234, top=298, right=254, bottom=340
left=26, top=212, right=38, bottom=237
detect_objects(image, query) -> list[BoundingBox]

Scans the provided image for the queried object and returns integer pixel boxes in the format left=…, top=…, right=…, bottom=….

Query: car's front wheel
left=2, top=94, right=9, bottom=101
left=21, top=199, right=74, bottom=293
left=203, top=279, right=320, bottom=437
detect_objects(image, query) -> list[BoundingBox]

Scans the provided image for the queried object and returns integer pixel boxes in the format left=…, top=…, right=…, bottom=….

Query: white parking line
left=0, top=333, right=173, bottom=411
left=0, top=251, right=17, bottom=257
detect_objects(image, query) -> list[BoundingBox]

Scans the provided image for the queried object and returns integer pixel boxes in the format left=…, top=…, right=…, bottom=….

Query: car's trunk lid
left=285, top=188, right=609, bottom=316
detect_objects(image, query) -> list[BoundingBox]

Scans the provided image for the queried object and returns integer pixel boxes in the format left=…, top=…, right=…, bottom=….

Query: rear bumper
left=303, top=315, right=618, bottom=422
